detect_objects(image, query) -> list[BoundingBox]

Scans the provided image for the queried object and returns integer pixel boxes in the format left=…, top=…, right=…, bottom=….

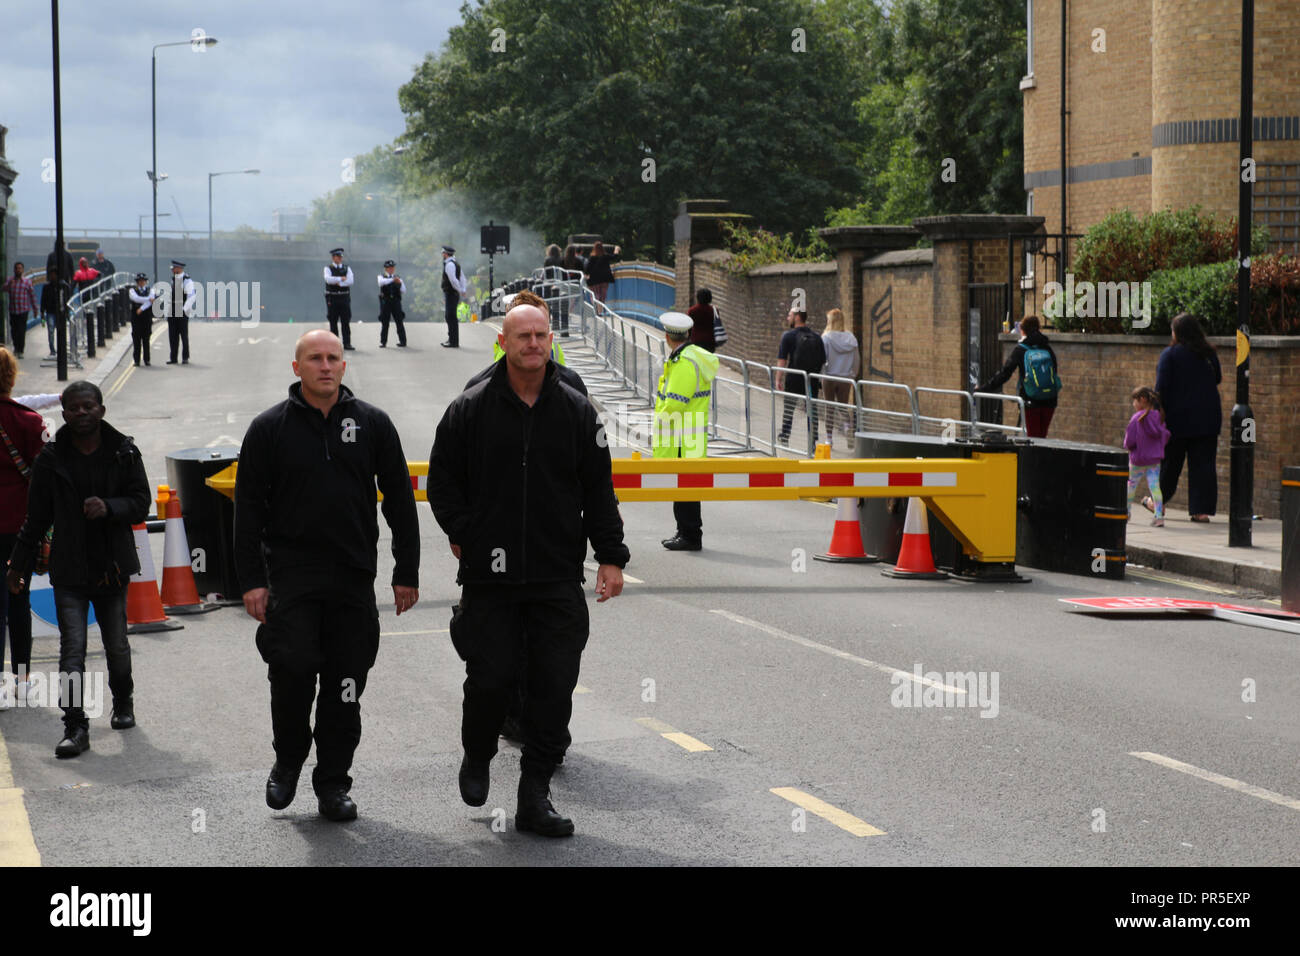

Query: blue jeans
left=54, top=587, right=132, bottom=729
left=44, top=311, right=56, bottom=354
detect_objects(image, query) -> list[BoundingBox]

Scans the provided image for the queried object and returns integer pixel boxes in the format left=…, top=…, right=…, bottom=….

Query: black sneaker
left=662, top=535, right=702, bottom=551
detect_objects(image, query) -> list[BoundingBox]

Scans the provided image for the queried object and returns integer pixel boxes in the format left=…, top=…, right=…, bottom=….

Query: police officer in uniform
left=324, top=248, right=356, bottom=351
left=234, top=330, right=419, bottom=821
left=127, top=273, right=155, bottom=367
left=655, top=312, right=719, bottom=551
left=376, top=260, right=406, bottom=348
left=166, top=259, right=195, bottom=365
left=440, top=245, right=467, bottom=348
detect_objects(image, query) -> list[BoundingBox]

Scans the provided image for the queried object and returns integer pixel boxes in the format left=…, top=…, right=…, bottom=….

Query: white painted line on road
left=584, top=561, right=642, bottom=584
left=636, top=716, right=713, bottom=752
left=709, top=609, right=966, bottom=694
left=1129, top=751, right=1300, bottom=813
left=380, top=629, right=449, bottom=636
left=770, top=787, right=886, bottom=837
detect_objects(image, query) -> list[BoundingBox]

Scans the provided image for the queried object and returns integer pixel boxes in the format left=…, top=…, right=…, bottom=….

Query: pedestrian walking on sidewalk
left=0, top=349, right=45, bottom=710
left=980, top=315, right=1061, bottom=438
left=1156, top=313, right=1222, bottom=522
left=5, top=381, right=150, bottom=758
left=820, top=307, right=859, bottom=447
left=40, top=269, right=71, bottom=359
left=4, top=263, right=35, bottom=359
left=234, top=330, right=419, bottom=822
left=427, top=297, right=628, bottom=837
left=1124, top=386, right=1171, bottom=527
left=776, top=309, right=825, bottom=447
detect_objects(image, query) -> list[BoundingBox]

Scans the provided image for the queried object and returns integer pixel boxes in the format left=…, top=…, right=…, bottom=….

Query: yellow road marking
left=770, top=787, right=886, bottom=837
left=0, top=731, right=41, bottom=866
left=1130, top=752, right=1300, bottom=813
left=574, top=684, right=592, bottom=694
left=635, top=716, right=713, bottom=751
left=1127, top=568, right=1235, bottom=594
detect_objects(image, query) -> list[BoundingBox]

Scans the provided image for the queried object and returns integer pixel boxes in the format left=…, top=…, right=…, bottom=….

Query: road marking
left=584, top=561, right=642, bottom=584
left=709, top=609, right=966, bottom=695
left=1129, top=752, right=1300, bottom=812
left=380, top=628, right=449, bottom=636
left=574, top=684, right=592, bottom=694
left=1127, top=568, right=1234, bottom=594
left=636, top=716, right=713, bottom=752
left=0, top=731, right=41, bottom=866
left=770, top=787, right=886, bottom=837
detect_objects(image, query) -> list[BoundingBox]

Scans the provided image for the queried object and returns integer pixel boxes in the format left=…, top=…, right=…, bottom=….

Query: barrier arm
left=205, top=452, right=1018, bottom=565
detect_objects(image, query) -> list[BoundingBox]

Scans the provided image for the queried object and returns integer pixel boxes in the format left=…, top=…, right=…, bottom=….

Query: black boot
left=661, top=534, right=701, bottom=552
left=317, top=787, right=358, bottom=822
left=459, top=755, right=490, bottom=807
left=55, top=724, right=90, bottom=759
left=110, top=698, right=135, bottom=729
left=515, top=771, right=574, bottom=837
left=265, top=761, right=302, bottom=810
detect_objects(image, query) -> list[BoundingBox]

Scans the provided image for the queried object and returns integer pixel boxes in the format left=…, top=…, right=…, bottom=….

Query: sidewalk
left=9, top=322, right=134, bottom=401
left=1124, top=505, right=1283, bottom=593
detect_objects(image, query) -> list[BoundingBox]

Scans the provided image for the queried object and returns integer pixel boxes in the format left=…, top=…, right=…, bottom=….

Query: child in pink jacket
left=1124, top=386, right=1171, bottom=526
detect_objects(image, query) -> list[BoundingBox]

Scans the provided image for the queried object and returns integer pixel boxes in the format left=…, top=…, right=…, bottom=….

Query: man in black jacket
left=6, top=382, right=150, bottom=758
left=428, top=299, right=629, bottom=837
left=234, top=330, right=419, bottom=822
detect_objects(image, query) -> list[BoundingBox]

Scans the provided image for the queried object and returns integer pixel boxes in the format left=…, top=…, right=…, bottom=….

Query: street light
left=139, top=211, right=171, bottom=257
left=209, top=168, right=259, bottom=260
left=152, top=35, right=217, bottom=282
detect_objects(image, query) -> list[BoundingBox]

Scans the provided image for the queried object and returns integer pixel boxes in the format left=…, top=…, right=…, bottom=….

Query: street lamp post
left=153, top=35, right=217, bottom=283
left=139, top=212, right=171, bottom=257
left=209, top=168, right=259, bottom=261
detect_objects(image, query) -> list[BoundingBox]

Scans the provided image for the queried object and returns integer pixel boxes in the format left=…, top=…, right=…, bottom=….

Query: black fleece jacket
left=234, top=383, right=419, bottom=593
left=9, top=421, right=150, bottom=589
left=428, top=358, right=629, bottom=586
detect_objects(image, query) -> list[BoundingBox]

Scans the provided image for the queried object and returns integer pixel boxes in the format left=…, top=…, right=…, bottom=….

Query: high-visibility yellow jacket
left=492, top=340, right=567, bottom=365
left=654, top=343, right=719, bottom=459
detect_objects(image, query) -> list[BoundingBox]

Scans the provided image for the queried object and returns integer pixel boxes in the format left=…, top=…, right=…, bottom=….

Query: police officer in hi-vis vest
left=655, top=312, right=720, bottom=551
left=323, top=248, right=356, bottom=351
left=167, top=259, right=196, bottom=364
left=377, top=260, right=406, bottom=348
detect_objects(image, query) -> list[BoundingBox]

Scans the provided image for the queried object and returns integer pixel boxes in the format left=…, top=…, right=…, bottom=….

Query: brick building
left=1022, top=0, right=1299, bottom=257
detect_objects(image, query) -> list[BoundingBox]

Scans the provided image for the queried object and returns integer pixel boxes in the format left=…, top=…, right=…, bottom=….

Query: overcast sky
left=1, top=0, right=460, bottom=237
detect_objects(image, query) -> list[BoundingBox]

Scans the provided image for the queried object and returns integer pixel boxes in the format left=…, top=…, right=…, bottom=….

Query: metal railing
left=490, top=268, right=1029, bottom=455
left=18, top=269, right=135, bottom=369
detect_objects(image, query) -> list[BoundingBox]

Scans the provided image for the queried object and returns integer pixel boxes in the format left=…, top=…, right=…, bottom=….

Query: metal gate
left=967, top=282, right=1009, bottom=423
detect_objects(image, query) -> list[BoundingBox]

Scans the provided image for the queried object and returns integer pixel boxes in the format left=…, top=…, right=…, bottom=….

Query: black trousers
left=0, top=532, right=32, bottom=676
left=54, top=587, right=131, bottom=731
left=451, top=582, right=588, bottom=778
left=779, top=379, right=820, bottom=440
left=167, top=315, right=189, bottom=361
left=131, top=313, right=152, bottom=364
left=444, top=292, right=460, bottom=346
left=255, top=576, right=380, bottom=794
left=7, top=312, right=27, bottom=355
left=673, top=501, right=702, bottom=542
left=1160, top=433, right=1219, bottom=516
left=326, top=295, right=352, bottom=347
left=378, top=300, right=406, bottom=346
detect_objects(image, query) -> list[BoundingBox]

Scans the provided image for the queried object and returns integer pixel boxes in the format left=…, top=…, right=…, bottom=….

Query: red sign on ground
left=1061, top=597, right=1300, bottom=618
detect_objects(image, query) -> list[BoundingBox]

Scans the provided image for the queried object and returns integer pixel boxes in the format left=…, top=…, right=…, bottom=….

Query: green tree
left=826, top=0, right=1025, bottom=226
left=398, top=0, right=863, bottom=261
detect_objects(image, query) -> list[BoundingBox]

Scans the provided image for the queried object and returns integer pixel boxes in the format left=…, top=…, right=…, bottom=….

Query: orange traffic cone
left=815, top=496, right=878, bottom=563
left=127, top=522, right=183, bottom=633
left=161, top=493, right=213, bottom=614
left=881, top=498, right=948, bottom=580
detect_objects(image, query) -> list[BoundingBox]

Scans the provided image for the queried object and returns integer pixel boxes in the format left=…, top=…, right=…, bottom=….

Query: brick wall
left=990, top=332, right=1300, bottom=516
left=690, top=252, right=839, bottom=366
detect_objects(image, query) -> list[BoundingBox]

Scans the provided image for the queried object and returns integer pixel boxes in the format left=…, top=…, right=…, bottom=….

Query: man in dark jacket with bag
left=6, top=382, right=150, bottom=758
left=428, top=297, right=629, bottom=837
left=235, top=330, right=419, bottom=822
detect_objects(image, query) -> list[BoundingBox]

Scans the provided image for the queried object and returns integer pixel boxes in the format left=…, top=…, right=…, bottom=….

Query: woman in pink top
left=1124, top=386, right=1171, bottom=526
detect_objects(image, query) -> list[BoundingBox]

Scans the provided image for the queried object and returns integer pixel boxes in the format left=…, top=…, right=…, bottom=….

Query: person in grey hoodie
left=820, top=308, right=859, bottom=447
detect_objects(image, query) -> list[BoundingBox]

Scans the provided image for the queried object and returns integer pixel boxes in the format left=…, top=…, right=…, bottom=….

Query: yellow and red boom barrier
left=206, top=452, right=1017, bottom=564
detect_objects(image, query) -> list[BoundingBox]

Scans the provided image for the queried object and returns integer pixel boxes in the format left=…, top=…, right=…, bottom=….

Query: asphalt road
left=2, top=318, right=1297, bottom=866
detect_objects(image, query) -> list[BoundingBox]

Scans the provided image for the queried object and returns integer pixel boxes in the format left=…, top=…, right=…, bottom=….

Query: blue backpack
left=1021, top=347, right=1061, bottom=401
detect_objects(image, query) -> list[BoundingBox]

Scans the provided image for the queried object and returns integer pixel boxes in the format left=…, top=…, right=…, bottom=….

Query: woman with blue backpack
left=980, top=314, right=1062, bottom=438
